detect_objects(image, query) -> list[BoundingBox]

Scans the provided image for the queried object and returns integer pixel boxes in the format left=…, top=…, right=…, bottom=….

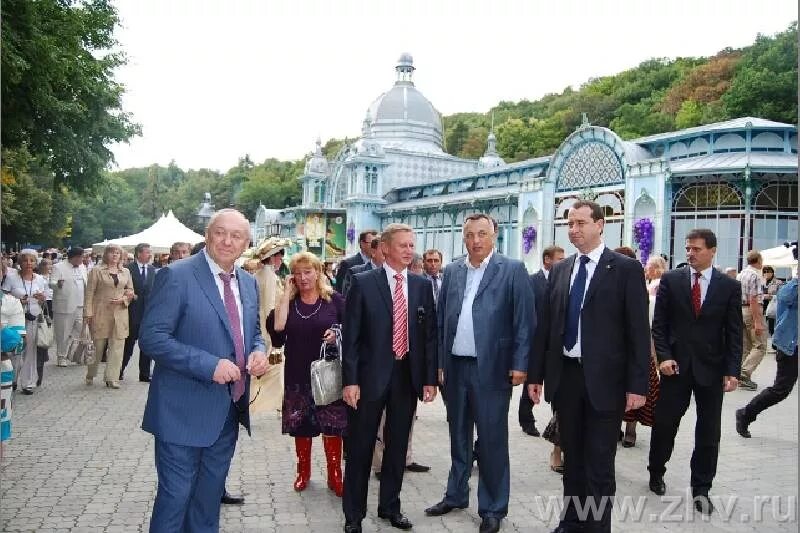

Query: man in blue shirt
left=736, top=247, right=798, bottom=438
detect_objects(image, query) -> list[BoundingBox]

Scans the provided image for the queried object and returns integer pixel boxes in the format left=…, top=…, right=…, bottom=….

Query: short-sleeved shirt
left=737, top=266, right=762, bottom=305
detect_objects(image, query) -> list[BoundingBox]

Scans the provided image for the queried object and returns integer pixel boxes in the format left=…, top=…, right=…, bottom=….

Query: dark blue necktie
left=564, top=255, right=591, bottom=351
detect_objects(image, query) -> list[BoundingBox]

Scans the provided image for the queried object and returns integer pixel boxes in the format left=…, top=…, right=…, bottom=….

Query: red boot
left=293, top=437, right=312, bottom=491
left=323, top=435, right=344, bottom=497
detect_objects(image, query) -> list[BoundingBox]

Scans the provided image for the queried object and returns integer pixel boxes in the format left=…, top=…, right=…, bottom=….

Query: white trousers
left=18, top=321, right=39, bottom=390
left=53, top=307, right=83, bottom=358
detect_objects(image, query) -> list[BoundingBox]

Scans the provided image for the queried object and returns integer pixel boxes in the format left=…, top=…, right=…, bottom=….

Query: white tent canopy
left=761, top=245, right=797, bottom=269
left=93, top=211, right=204, bottom=255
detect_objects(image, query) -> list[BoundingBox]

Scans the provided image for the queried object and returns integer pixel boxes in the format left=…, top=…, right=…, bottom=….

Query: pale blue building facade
left=272, top=54, right=798, bottom=271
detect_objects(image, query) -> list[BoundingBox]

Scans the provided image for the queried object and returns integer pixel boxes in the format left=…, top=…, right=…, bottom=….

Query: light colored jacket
left=50, top=261, right=88, bottom=314
left=84, top=265, right=132, bottom=339
left=254, top=266, right=278, bottom=350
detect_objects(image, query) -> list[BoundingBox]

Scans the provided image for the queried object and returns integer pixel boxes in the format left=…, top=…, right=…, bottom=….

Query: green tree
left=675, top=100, right=704, bottom=129
left=1, top=0, right=139, bottom=192
left=445, top=120, right=469, bottom=156
left=723, top=23, right=798, bottom=123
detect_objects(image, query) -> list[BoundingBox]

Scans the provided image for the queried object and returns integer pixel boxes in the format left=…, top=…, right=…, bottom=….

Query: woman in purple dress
left=267, top=251, right=347, bottom=496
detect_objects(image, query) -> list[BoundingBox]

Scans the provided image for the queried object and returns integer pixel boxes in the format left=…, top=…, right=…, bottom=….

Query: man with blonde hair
left=342, top=223, right=437, bottom=533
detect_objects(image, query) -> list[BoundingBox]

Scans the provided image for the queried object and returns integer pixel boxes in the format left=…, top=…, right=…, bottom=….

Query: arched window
left=365, top=166, right=378, bottom=195
left=673, top=182, right=743, bottom=212
left=556, top=141, right=623, bottom=191
left=753, top=181, right=798, bottom=210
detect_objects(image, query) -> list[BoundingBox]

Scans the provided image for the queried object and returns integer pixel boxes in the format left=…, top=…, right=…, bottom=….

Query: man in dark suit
left=335, top=229, right=377, bottom=293
left=422, top=249, right=443, bottom=303
left=342, top=224, right=437, bottom=533
left=529, top=200, right=650, bottom=533
left=139, top=209, right=269, bottom=533
left=519, top=245, right=564, bottom=437
left=648, top=228, right=742, bottom=515
left=121, top=243, right=156, bottom=381
left=426, top=213, right=535, bottom=533
left=344, top=236, right=384, bottom=297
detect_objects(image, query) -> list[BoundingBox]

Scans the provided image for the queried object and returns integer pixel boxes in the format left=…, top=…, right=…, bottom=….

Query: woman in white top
left=17, top=250, right=49, bottom=394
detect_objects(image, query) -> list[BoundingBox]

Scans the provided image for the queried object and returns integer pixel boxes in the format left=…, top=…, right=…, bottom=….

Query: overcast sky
left=109, top=0, right=797, bottom=171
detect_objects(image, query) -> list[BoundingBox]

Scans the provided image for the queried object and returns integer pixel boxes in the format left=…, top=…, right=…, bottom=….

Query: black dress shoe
left=649, top=476, right=666, bottom=496
left=479, top=516, right=501, bottom=533
left=377, top=511, right=412, bottom=530
left=424, top=500, right=467, bottom=516
left=550, top=525, right=582, bottom=533
left=405, top=462, right=430, bottom=472
left=521, top=424, right=540, bottom=437
left=139, top=376, right=151, bottom=383
left=735, top=408, right=752, bottom=438
left=343, top=520, right=362, bottom=533
left=221, top=491, right=245, bottom=505
left=693, top=492, right=714, bottom=515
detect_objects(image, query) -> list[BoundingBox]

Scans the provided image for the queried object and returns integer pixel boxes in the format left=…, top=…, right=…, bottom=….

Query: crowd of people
left=0, top=202, right=796, bottom=533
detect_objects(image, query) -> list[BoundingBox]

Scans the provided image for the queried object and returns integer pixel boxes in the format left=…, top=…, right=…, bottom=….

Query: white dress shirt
left=452, top=251, right=494, bottom=357
left=564, top=243, right=605, bottom=358
left=543, top=268, right=550, bottom=280
left=136, top=261, right=149, bottom=278
left=689, top=265, right=713, bottom=305
left=203, top=251, right=245, bottom=342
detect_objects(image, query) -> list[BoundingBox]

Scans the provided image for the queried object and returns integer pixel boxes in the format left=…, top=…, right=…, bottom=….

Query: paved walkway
left=1, top=351, right=797, bottom=532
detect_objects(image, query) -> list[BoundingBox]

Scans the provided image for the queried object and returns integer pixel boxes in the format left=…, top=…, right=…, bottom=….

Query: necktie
left=564, top=255, right=591, bottom=351
left=219, top=273, right=246, bottom=401
left=141, top=265, right=146, bottom=279
left=692, top=272, right=702, bottom=317
left=392, top=273, right=408, bottom=359
left=431, top=274, right=439, bottom=297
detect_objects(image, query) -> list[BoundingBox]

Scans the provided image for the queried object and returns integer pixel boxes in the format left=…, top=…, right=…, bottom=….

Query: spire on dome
left=395, top=53, right=415, bottom=84
left=479, top=117, right=505, bottom=168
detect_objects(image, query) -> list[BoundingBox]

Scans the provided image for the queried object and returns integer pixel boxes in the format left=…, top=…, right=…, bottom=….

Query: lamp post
left=196, top=192, right=215, bottom=231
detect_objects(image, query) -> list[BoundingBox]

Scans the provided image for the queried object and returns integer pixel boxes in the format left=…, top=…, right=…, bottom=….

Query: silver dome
left=363, top=54, right=444, bottom=153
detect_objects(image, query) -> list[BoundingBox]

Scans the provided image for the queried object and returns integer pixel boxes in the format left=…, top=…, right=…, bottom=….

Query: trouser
left=742, top=350, right=798, bottom=422
left=443, top=356, right=512, bottom=519
left=556, top=358, right=622, bottom=533
left=36, top=347, right=48, bottom=386
left=53, top=308, right=83, bottom=358
left=518, top=389, right=537, bottom=429
left=121, top=321, right=151, bottom=379
left=741, top=307, right=767, bottom=379
left=372, top=409, right=416, bottom=471
left=150, top=404, right=238, bottom=533
left=87, top=337, right=125, bottom=382
left=648, top=369, right=723, bottom=494
left=18, top=321, right=39, bottom=390
left=343, top=358, right=416, bottom=522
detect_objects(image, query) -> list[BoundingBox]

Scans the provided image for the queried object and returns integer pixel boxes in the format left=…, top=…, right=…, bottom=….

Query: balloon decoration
left=633, top=217, right=654, bottom=265
left=522, top=226, right=537, bottom=255
left=346, top=225, right=355, bottom=244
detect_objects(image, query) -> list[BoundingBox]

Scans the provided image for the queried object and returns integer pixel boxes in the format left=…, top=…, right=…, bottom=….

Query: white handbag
left=309, top=324, right=343, bottom=406
left=36, top=308, right=53, bottom=349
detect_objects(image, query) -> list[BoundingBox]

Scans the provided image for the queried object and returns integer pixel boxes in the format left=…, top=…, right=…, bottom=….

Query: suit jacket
left=342, top=267, right=437, bottom=401
left=84, top=265, right=132, bottom=340
left=254, top=266, right=278, bottom=349
left=531, top=248, right=650, bottom=412
left=335, top=252, right=365, bottom=294
left=343, top=262, right=374, bottom=297
left=527, top=270, right=549, bottom=382
left=652, top=267, right=743, bottom=385
left=126, top=262, right=156, bottom=328
left=438, top=253, right=535, bottom=391
left=50, top=261, right=88, bottom=314
left=140, top=252, right=266, bottom=447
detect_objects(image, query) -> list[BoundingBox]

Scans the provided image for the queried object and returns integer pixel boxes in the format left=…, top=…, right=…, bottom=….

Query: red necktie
left=392, top=273, right=408, bottom=359
left=219, top=273, right=246, bottom=401
left=691, top=272, right=702, bottom=317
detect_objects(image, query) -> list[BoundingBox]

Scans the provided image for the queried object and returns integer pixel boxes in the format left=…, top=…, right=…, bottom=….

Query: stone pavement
left=0, top=351, right=796, bottom=532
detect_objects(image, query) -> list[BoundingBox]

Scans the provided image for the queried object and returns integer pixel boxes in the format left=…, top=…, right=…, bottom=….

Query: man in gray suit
left=425, top=213, right=535, bottom=533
